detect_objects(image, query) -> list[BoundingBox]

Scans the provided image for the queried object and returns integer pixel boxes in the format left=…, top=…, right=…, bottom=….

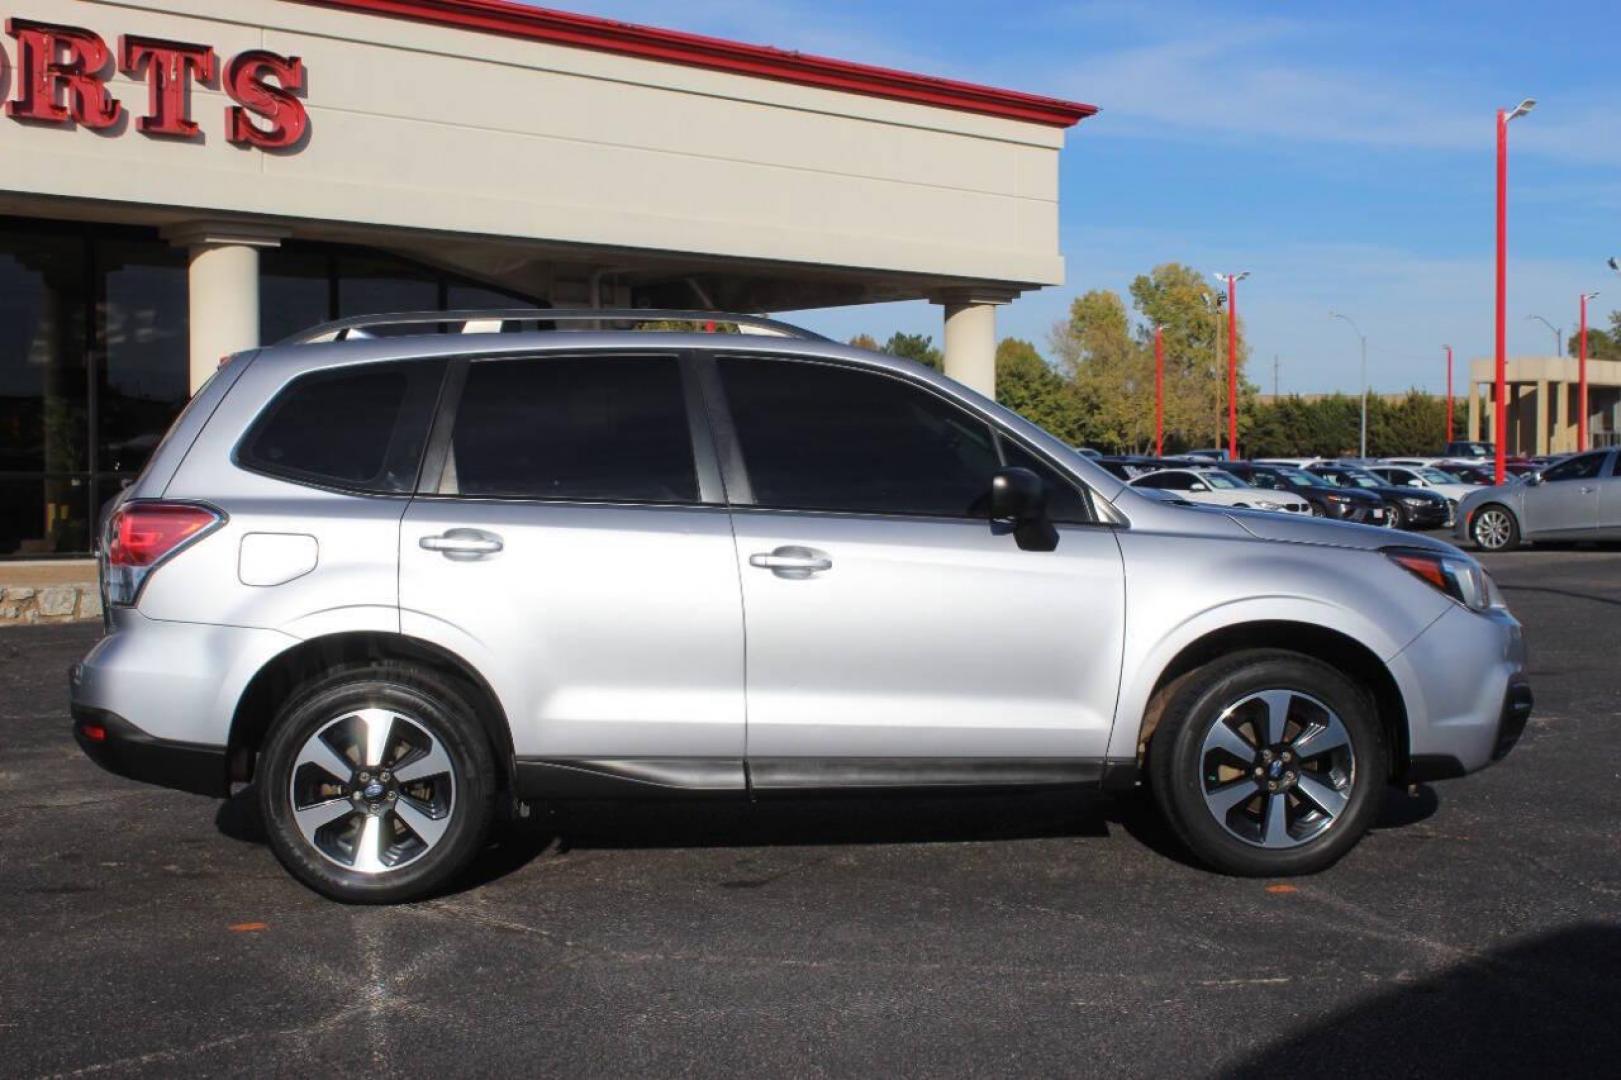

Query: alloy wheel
left=1199, top=689, right=1355, bottom=849
left=288, top=708, right=456, bottom=874
left=1473, top=508, right=1513, bottom=551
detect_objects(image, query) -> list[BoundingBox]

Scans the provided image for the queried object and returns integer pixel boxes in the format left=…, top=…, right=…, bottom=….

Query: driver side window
left=718, top=357, right=1001, bottom=518
left=1543, top=453, right=1606, bottom=483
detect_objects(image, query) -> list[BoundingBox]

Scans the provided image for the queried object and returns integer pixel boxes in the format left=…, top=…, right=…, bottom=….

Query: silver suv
left=70, top=310, right=1530, bottom=903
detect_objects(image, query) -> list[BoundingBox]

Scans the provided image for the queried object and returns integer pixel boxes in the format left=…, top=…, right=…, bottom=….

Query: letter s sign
left=224, top=50, right=307, bottom=150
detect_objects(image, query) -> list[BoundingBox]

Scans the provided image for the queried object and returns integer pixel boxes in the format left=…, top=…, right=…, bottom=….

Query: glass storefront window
left=261, top=246, right=334, bottom=346
left=0, top=220, right=544, bottom=558
left=97, top=238, right=189, bottom=475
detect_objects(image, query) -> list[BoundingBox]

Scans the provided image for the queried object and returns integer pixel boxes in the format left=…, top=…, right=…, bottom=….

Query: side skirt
left=514, top=756, right=1113, bottom=800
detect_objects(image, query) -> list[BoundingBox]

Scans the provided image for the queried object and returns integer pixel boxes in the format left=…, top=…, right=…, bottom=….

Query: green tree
left=1048, top=290, right=1143, bottom=450
left=994, top=337, right=1087, bottom=443
left=1566, top=316, right=1621, bottom=361
left=1128, top=263, right=1253, bottom=450
left=879, top=332, right=943, bottom=371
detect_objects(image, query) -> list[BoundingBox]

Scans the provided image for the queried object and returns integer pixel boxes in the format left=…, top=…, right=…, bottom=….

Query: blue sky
left=564, top=0, right=1619, bottom=394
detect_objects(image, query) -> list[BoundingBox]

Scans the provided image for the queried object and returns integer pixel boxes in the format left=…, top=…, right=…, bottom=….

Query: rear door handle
left=420, top=528, right=503, bottom=560
left=749, top=546, right=832, bottom=577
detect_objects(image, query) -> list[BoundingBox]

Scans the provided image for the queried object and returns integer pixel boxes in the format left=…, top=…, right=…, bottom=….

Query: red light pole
left=1154, top=325, right=1165, bottom=456
left=1213, top=271, right=1249, bottom=458
left=1494, top=99, right=1534, bottom=485
left=1579, top=291, right=1599, bottom=449
left=1444, top=344, right=1454, bottom=444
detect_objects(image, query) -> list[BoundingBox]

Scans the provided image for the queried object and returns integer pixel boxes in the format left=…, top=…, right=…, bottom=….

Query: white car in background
left=1367, top=464, right=1474, bottom=522
left=1129, top=467, right=1310, bottom=513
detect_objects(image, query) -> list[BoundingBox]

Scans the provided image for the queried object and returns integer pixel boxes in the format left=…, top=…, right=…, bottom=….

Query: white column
left=164, top=222, right=287, bottom=393
left=932, top=289, right=1017, bottom=398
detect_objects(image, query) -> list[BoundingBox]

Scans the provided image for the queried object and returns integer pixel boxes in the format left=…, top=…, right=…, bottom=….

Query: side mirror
left=1525, top=471, right=1543, bottom=486
left=1189, top=481, right=1209, bottom=492
left=989, top=467, right=1058, bottom=552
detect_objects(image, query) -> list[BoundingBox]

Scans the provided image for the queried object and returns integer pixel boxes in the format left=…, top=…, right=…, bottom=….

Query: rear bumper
left=71, top=703, right=229, bottom=797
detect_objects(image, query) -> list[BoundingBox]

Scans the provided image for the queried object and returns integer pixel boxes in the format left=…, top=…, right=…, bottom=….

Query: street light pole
left=1495, top=98, right=1535, bottom=484
left=1444, top=344, right=1454, bottom=444
left=1330, top=311, right=1367, bottom=457
left=1154, top=325, right=1165, bottom=457
left=1579, top=291, right=1599, bottom=450
left=1527, top=314, right=1562, bottom=357
left=1212, top=271, right=1249, bottom=458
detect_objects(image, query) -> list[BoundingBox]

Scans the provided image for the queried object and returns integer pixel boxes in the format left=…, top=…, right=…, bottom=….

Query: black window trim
left=701, top=350, right=1103, bottom=527
left=232, top=357, right=449, bottom=498
left=412, top=348, right=723, bottom=510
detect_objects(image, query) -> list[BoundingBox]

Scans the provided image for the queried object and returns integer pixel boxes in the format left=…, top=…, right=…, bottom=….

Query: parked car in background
left=1224, top=462, right=1388, bottom=525
left=1129, top=468, right=1310, bottom=513
left=1183, top=448, right=1231, bottom=461
left=1445, top=440, right=1495, bottom=461
left=67, top=307, right=1531, bottom=899
left=1255, top=458, right=1325, bottom=469
left=1365, top=465, right=1472, bottom=524
left=1308, top=465, right=1450, bottom=530
left=1457, top=448, right=1621, bottom=551
left=1095, top=456, right=1170, bottom=481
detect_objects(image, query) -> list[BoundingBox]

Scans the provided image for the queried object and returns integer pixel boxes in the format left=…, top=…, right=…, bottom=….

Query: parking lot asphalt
left=2, top=543, right=1618, bottom=1078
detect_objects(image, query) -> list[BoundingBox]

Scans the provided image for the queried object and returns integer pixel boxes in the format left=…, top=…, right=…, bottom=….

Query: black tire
left=256, top=663, right=497, bottom=904
left=1309, top=501, right=1326, bottom=518
left=1147, top=649, right=1388, bottom=877
left=1469, top=503, right=1521, bottom=552
left=1385, top=501, right=1406, bottom=530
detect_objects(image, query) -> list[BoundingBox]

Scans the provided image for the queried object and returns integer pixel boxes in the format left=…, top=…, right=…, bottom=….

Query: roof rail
left=276, top=308, right=828, bottom=346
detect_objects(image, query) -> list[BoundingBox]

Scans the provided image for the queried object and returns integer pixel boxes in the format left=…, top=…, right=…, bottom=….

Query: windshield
left=1416, top=468, right=1457, bottom=484
left=1278, top=468, right=1330, bottom=488
left=1325, top=471, right=1380, bottom=490
left=1200, top=470, right=1243, bottom=489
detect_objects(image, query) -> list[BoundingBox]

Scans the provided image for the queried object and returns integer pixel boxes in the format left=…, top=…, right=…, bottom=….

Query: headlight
left=1385, top=548, right=1494, bottom=612
left=1324, top=494, right=1349, bottom=503
left=1399, top=496, right=1430, bottom=507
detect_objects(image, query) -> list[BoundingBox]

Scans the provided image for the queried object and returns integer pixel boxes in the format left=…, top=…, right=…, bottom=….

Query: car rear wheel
left=257, top=663, right=496, bottom=903
left=1470, top=504, right=1520, bottom=552
left=1148, top=650, right=1387, bottom=876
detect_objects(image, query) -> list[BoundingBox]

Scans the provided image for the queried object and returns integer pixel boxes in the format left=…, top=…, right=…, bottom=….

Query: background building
left=1465, top=356, right=1621, bottom=455
left=0, top=0, right=1093, bottom=558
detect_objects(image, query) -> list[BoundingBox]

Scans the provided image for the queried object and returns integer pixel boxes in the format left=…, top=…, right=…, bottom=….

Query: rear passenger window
left=446, top=355, right=696, bottom=503
left=238, top=360, right=445, bottom=493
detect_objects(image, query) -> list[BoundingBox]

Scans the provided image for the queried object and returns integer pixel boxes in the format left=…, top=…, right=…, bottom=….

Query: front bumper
left=1398, top=501, right=1450, bottom=528
left=71, top=703, right=229, bottom=797
left=1388, top=603, right=1529, bottom=780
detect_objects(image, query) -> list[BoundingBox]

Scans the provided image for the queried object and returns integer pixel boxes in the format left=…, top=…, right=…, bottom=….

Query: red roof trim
left=292, top=0, right=1097, bottom=128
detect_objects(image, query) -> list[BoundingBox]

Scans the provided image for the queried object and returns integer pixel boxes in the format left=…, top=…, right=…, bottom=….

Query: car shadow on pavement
left=216, top=780, right=1445, bottom=895
left=1229, top=923, right=1621, bottom=1078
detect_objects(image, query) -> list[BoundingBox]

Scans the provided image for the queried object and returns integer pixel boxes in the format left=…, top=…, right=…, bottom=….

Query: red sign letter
left=224, top=50, right=307, bottom=150
left=5, top=18, right=122, bottom=129
left=119, top=35, right=215, bottom=139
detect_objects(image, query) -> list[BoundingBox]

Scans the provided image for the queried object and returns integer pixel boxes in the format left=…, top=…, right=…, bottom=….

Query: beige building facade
left=0, top=0, right=1092, bottom=558
left=1465, top=356, right=1621, bottom=455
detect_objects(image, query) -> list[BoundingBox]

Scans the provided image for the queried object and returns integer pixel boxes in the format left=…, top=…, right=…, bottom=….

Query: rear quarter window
left=237, top=360, right=446, bottom=493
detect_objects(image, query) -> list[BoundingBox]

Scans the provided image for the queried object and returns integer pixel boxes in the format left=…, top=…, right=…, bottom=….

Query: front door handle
left=1579, top=486, right=1596, bottom=494
left=420, top=528, right=503, bottom=560
left=749, top=546, right=832, bottom=578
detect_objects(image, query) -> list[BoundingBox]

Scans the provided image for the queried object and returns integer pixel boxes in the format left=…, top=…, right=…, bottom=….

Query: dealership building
left=0, top=0, right=1093, bottom=563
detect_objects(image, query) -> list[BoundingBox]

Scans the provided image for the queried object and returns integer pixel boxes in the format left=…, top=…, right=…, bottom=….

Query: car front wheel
left=1470, top=504, right=1520, bottom=552
left=257, top=663, right=496, bottom=903
left=1148, top=650, right=1387, bottom=876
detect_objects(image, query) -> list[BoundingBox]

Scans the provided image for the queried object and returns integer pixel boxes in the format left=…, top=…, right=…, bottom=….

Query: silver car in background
left=70, top=310, right=1530, bottom=903
left=1458, top=448, right=1621, bottom=551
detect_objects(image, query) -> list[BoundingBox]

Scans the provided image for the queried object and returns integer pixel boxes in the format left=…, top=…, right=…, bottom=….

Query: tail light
left=103, top=502, right=224, bottom=606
